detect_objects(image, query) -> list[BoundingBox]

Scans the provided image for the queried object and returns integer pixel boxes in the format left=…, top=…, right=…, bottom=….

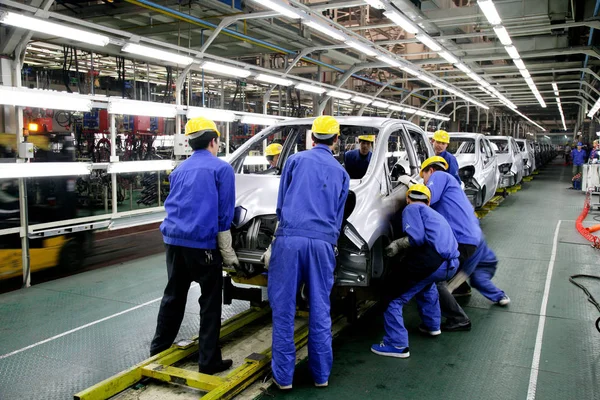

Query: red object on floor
left=576, top=190, right=600, bottom=248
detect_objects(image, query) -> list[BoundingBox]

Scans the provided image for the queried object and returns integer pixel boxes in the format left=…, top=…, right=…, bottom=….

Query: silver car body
left=489, top=136, right=524, bottom=188
left=447, top=133, right=500, bottom=208
left=515, top=139, right=535, bottom=176
left=228, top=117, right=434, bottom=289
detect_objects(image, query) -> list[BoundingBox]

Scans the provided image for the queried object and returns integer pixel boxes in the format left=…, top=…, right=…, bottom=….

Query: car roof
left=488, top=136, right=511, bottom=140
left=446, top=132, right=485, bottom=138
left=275, top=116, right=421, bottom=131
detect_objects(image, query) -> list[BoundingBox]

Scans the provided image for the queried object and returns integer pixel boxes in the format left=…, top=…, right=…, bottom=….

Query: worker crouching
left=371, top=184, right=460, bottom=358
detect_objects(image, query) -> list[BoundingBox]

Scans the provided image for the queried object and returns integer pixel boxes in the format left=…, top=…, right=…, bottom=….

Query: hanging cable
left=569, top=275, right=600, bottom=333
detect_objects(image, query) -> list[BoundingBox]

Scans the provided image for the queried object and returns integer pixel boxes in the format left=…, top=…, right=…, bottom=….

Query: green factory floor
left=0, top=161, right=599, bottom=400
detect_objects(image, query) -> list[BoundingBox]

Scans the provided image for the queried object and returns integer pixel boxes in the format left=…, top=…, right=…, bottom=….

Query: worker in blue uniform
left=571, top=142, right=587, bottom=177
left=344, top=134, right=375, bottom=179
left=420, top=156, right=510, bottom=331
left=150, top=117, right=239, bottom=375
left=431, top=130, right=460, bottom=184
left=371, top=184, right=460, bottom=358
left=265, top=143, right=283, bottom=169
left=262, top=115, right=349, bottom=390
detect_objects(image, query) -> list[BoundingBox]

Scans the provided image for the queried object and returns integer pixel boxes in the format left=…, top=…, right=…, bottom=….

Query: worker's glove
left=217, top=230, right=239, bottom=268
left=398, top=175, right=419, bottom=188
left=385, top=236, right=411, bottom=258
left=260, top=244, right=272, bottom=269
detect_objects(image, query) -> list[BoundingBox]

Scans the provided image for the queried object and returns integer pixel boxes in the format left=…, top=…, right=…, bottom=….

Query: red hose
left=576, top=190, right=600, bottom=248
left=586, top=224, right=600, bottom=233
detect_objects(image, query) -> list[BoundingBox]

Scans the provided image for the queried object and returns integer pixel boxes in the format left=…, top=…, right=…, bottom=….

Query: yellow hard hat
left=266, top=143, right=283, bottom=156
left=312, top=115, right=340, bottom=139
left=420, top=156, right=449, bottom=177
left=407, top=183, right=431, bottom=204
left=358, top=135, right=375, bottom=143
left=185, top=117, right=220, bottom=138
left=432, top=130, right=450, bottom=144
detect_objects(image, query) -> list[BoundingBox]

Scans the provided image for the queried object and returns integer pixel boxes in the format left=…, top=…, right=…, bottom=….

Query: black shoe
left=441, top=321, right=472, bottom=332
left=199, top=359, right=233, bottom=375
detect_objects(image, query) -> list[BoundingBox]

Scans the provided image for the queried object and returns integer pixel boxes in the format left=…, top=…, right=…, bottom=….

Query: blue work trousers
left=468, top=242, right=505, bottom=302
left=267, top=236, right=336, bottom=386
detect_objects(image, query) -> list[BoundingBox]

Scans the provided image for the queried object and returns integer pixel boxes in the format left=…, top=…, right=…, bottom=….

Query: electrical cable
left=569, top=274, right=600, bottom=333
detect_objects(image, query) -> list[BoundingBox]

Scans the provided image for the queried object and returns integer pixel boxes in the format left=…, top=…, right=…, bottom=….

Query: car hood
left=455, top=154, right=477, bottom=168
left=496, top=153, right=512, bottom=165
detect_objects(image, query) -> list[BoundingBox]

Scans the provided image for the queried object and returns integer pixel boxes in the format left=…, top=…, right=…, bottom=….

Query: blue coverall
left=439, top=150, right=461, bottom=185
left=268, top=144, right=350, bottom=386
left=383, top=203, right=459, bottom=348
left=459, top=241, right=505, bottom=302
left=344, top=149, right=372, bottom=179
left=571, top=148, right=587, bottom=166
left=153, top=149, right=235, bottom=369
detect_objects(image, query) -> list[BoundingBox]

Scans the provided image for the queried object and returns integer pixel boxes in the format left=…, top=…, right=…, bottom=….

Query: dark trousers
left=150, top=244, right=223, bottom=369
left=437, top=243, right=477, bottom=324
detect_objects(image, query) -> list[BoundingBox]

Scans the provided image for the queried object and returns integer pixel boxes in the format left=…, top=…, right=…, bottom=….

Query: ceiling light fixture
left=504, top=45, right=520, bottom=60
left=351, top=96, right=372, bottom=105
left=108, top=160, right=175, bottom=174
left=109, top=99, right=178, bottom=118
left=0, top=87, right=93, bottom=112
left=250, top=0, right=303, bottom=19
left=255, top=74, right=294, bottom=86
left=345, top=40, right=378, bottom=57
left=377, top=55, right=402, bottom=67
left=363, top=0, right=386, bottom=9
left=520, top=69, right=531, bottom=79
left=122, top=43, right=193, bottom=66
left=202, top=61, right=251, bottom=78
left=416, top=34, right=442, bottom=51
left=305, top=21, right=345, bottom=41
left=371, top=101, right=390, bottom=108
left=0, top=162, right=91, bottom=179
left=295, top=83, right=326, bottom=94
left=327, top=90, right=353, bottom=100
left=493, top=26, right=512, bottom=45
left=455, top=63, right=471, bottom=74
left=186, top=107, right=236, bottom=122
left=240, top=115, right=279, bottom=125
left=383, top=10, right=419, bottom=34
left=401, top=65, right=420, bottom=76
left=477, top=0, right=502, bottom=25
left=438, top=51, right=459, bottom=64
left=513, top=58, right=526, bottom=70
left=388, top=105, right=405, bottom=112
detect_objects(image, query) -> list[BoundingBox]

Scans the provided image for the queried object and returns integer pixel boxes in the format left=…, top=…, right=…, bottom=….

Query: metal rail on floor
left=74, top=306, right=271, bottom=400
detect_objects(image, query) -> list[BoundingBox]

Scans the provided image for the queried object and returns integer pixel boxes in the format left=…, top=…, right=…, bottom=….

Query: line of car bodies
left=225, top=117, right=556, bottom=309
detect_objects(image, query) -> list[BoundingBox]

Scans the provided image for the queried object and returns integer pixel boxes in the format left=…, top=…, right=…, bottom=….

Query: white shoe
left=497, top=295, right=511, bottom=306
left=315, top=381, right=328, bottom=388
left=418, top=324, right=441, bottom=336
left=274, top=381, right=292, bottom=390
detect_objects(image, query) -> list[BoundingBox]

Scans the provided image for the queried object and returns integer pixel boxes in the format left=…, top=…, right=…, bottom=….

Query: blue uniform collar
left=192, top=149, right=213, bottom=157
left=314, top=143, right=333, bottom=154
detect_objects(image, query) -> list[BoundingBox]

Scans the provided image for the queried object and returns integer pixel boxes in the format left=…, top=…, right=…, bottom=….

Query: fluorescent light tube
left=481, top=80, right=492, bottom=88
left=493, top=26, right=512, bottom=45
left=251, top=0, right=303, bottom=19
left=438, top=51, right=459, bottom=64
left=240, top=115, right=279, bottom=125
left=524, top=77, right=534, bottom=86
left=372, top=101, right=389, bottom=108
left=477, top=0, right=502, bottom=25
left=433, top=81, right=447, bottom=90
left=388, top=105, right=405, bottom=112
left=383, top=10, right=418, bottom=34
left=306, top=21, right=345, bottom=41
left=513, top=58, right=526, bottom=70
left=351, top=96, right=372, bottom=105
left=467, top=72, right=483, bottom=82
left=0, top=87, right=92, bottom=112
left=401, top=66, right=420, bottom=76
left=552, top=82, right=559, bottom=96
left=377, top=55, right=402, bottom=67
left=0, top=162, right=91, bottom=179
left=186, top=107, right=236, bottom=122
left=0, top=12, right=109, bottom=46
left=345, top=40, right=377, bottom=57
left=108, top=160, right=175, bottom=174
left=416, top=34, right=442, bottom=51
left=504, top=45, right=520, bottom=60
left=295, top=83, right=326, bottom=94
left=415, top=110, right=427, bottom=116
left=327, top=91, right=353, bottom=100
left=455, top=63, right=471, bottom=74
left=403, top=108, right=417, bottom=114
left=520, top=69, right=531, bottom=79
left=255, top=74, right=293, bottom=86
left=108, top=99, right=177, bottom=118
left=364, top=0, right=386, bottom=9
left=203, top=61, right=251, bottom=78
left=122, top=43, right=193, bottom=66
left=420, top=75, right=436, bottom=85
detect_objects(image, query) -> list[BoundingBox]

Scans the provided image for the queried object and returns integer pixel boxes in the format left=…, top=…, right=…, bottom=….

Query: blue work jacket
left=160, top=150, right=235, bottom=249
left=426, top=171, right=482, bottom=246
left=276, top=144, right=350, bottom=245
left=402, top=202, right=460, bottom=262
left=439, top=150, right=461, bottom=185
left=571, top=149, right=587, bottom=166
left=344, top=149, right=372, bottom=179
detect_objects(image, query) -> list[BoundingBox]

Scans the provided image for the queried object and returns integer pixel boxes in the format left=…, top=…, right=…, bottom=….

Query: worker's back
left=426, top=171, right=482, bottom=246
left=161, top=149, right=235, bottom=249
left=276, top=144, right=350, bottom=245
left=344, top=149, right=372, bottom=179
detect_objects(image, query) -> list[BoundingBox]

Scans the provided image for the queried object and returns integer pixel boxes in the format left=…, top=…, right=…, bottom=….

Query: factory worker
left=344, top=134, right=375, bottom=179
left=571, top=142, right=587, bottom=176
left=431, top=130, right=461, bottom=185
left=150, top=117, right=239, bottom=375
left=265, top=143, right=283, bottom=169
left=371, top=184, right=459, bottom=358
left=265, top=115, right=349, bottom=389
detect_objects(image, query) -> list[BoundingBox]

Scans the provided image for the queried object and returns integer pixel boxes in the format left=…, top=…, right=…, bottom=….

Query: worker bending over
left=420, top=156, right=509, bottom=332
left=151, top=117, right=239, bottom=375
left=371, top=184, right=459, bottom=358
left=265, top=116, right=349, bottom=389
left=266, top=143, right=283, bottom=169
left=431, top=130, right=460, bottom=184
left=344, top=135, right=375, bottom=179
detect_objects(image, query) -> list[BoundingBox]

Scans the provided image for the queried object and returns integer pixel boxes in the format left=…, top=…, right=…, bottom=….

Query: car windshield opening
left=448, top=138, right=475, bottom=154
left=489, top=139, right=509, bottom=153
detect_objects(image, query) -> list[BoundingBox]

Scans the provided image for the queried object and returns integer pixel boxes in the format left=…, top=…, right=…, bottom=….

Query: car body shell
left=516, top=139, right=535, bottom=176
left=227, top=116, right=434, bottom=289
left=489, top=136, right=524, bottom=188
left=447, top=133, right=500, bottom=209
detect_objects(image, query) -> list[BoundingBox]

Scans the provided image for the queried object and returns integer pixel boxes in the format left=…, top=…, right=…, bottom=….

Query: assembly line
left=1, top=0, right=600, bottom=399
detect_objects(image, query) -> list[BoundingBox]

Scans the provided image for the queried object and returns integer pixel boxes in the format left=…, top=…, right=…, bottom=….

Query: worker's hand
left=398, top=175, right=418, bottom=188
left=217, top=230, right=240, bottom=268
left=385, top=237, right=410, bottom=257
left=260, top=244, right=272, bottom=269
